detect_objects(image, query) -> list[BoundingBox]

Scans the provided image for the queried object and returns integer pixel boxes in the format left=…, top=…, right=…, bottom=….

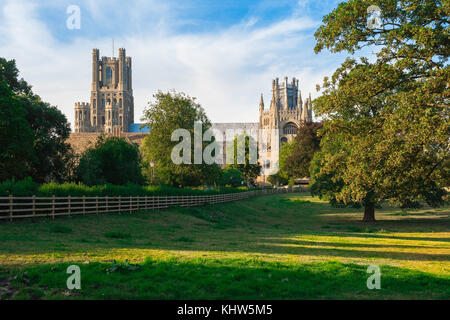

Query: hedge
left=0, top=178, right=264, bottom=197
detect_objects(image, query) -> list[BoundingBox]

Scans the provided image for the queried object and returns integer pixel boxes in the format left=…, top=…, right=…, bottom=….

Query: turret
left=297, top=89, right=303, bottom=117
left=118, top=48, right=125, bottom=90
left=92, top=49, right=99, bottom=90
left=74, top=102, right=91, bottom=133
left=259, top=93, right=264, bottom=113
left=308, top=93, right=313, bottom=121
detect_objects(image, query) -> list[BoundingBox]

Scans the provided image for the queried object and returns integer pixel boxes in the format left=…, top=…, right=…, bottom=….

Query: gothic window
left=107, top=98, right=111, bottom=105
left=93, top=116, right=96, bottom=126
left=93, top=99, right=96, bottom=107
left=119, top=98, right=122, bottom=107
left=113, top=98, right=117, bottom=105
left=102, top=99, right=105, bottom=108
left=102, top=116, right=105, bottom=125
left=280, top=137, right=288, bottom=145
left=283, top=123, right=297, bottom=135
left=106, top=67, right=112, bottom=80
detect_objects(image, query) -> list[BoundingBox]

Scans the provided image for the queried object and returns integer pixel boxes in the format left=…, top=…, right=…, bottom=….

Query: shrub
left=0, top=178, right=261, bottom=197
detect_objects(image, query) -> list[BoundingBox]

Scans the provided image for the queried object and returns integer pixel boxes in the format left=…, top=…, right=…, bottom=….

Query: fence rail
left=0, top=187, right=302, bottom=222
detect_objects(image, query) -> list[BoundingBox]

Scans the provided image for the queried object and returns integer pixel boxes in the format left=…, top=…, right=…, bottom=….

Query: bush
left=76, top=136, right=144, bottom=186
left=219, top=168, right=243, bottom=187
left=0, top=178, right=261, bottom=197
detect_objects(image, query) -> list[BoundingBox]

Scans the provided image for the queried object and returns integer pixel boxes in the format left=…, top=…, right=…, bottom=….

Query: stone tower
left=74, top=102, right=91, bottom=132
left=259, top=77, right=312, bottom=146
left=74, top=48, right=134, bottom=133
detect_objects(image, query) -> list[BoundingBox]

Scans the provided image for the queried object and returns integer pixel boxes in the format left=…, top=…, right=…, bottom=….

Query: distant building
left=72, top=50, right=314, bottom=182
left=74, top=48, right=134, bottom=133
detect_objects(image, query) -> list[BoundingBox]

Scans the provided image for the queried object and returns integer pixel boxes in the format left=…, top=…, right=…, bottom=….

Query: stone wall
left=68, top=132, right=148, bottom=154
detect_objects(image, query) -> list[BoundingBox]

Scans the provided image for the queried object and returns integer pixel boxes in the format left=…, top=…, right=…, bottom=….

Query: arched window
left=280, top=137, right=288, bottom=145
left=106, top=67, right=112, bottom=80
left=283, top=123, right=297, bottom=135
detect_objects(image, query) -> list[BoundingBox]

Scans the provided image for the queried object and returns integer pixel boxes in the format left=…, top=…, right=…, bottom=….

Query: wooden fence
left=0, top=187, right=301, bottom=222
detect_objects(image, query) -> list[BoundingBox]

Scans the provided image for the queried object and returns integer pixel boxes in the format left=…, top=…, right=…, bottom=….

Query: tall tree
left=0, top=82, right=34, bottom=180
left=0, top=57, right=74, bottom=183
left=311, top=0, right=449, bottom=221
left=140, top=91, right=221, bottom=187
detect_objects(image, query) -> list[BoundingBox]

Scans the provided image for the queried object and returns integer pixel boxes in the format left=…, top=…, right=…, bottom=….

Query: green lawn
left=0, top=193, right=448, bottom=299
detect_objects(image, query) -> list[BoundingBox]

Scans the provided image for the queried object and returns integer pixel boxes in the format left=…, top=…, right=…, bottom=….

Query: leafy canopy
left=140, top=91, right=221, bottom=187
left=76, top=136, right=144, bottom=186
left=311, top=0, right=449, bottom=221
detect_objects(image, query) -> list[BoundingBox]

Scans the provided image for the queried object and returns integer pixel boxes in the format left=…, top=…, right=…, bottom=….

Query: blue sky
left=0, top=0, right=347, bottom=127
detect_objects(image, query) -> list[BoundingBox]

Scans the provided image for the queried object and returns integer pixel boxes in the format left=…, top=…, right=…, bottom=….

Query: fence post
left=82, top=196, right=86, bottom=215
left=130, top=195, right=132, bottom=213
left=106, top=195, right=109, bottom=213
left=68, top=195, right=71, bottom=217
left=32, top=195, right=36, bottom=217
left=52, top=195, right=55, bottom=219
left=118, top=195, right=121, bottom=214
left=137, top=196, right=140, bottom=211
left=9, top=195, right=13, bottom=222
left=96, top=196, right=99, bottom=215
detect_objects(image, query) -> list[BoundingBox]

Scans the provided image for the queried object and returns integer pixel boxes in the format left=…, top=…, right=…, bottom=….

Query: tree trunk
left=363, top=204, right=376, bottom=222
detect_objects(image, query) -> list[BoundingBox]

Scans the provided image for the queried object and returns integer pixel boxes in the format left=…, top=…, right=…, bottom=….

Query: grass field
left=0, top=192, right=448, bottom=299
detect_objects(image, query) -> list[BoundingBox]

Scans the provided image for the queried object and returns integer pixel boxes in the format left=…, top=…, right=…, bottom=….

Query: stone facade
left=71, top=50, right=313, bottom=181
left=74, top=48, right=134, bottom=133
left=259, top=76, right=312, bottom=145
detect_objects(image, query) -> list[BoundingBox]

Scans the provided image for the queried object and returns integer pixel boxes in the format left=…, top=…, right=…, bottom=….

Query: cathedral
left=72, top=49, right=313, bottom=178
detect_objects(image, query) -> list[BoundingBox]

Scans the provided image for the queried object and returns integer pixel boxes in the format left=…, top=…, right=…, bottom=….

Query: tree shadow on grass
left=3, top=260, right=449, bottom=299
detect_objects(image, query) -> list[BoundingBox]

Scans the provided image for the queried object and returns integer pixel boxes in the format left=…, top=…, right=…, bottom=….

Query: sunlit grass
left=0, top=193, right=448, bottom=299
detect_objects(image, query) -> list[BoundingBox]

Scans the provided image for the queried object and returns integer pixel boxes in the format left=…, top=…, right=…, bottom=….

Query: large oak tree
left=311, top=0, right=449, bottom=221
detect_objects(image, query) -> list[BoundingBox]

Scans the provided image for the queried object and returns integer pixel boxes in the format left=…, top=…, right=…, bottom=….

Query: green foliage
left=219, top=168, right=243, bottom=187
left=20, top=95, right=74, bottom=183
left=311, top=0, right=449, bottom=220
left=267, top=173, right=288, bottom=186
left=278, top=138, right=297, bottom=180
left=0, top=178, right=258, bottom=197
left=0, top=177, right=38, bottom=196
left=76, top=136, right=144, bottom=186
left=140, top=91, right=222, bottom=187
left=0, top=57, right=74, bottom=183
left=0, top=83, right=35, bottom=181
left=284, top=122, right=323, bottom=178
left=227, top=132, right=262, bottom=185
left=105, top=260, right=141, bottom=274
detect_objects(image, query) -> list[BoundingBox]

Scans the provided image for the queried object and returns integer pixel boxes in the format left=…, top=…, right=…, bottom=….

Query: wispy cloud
left=0, top=0, right=343, bottom=128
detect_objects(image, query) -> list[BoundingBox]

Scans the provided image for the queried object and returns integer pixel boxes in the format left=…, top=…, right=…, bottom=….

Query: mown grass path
left=0, top=193, right=448, bottom=299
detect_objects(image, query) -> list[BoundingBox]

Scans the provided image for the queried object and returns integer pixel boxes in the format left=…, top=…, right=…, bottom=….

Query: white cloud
left=0, top=0, right=341, bottom=128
